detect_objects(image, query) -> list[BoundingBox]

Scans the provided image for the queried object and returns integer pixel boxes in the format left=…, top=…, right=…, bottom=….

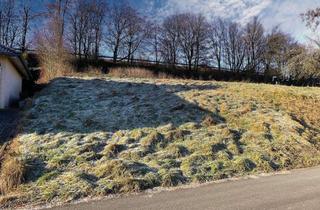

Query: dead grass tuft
left=140, top=131, right=166, bottom=150
left=0, top=139, right=26, bottom=196
left=0, top=157, right=25, bottom=195
left=160, top=169, right=187, bottom=187
left=103, top=143, right=126, bottom=158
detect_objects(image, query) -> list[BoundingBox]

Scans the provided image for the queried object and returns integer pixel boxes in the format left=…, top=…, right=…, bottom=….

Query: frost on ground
left=4, top=76, right=320, bottom=206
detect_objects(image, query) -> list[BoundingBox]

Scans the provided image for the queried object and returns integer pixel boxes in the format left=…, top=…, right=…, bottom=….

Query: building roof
left=0, top=44, right=32, bottom=80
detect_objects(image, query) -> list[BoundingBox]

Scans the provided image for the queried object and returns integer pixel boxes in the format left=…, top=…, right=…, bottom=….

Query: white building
left=0, top=45, right=32, bottom=108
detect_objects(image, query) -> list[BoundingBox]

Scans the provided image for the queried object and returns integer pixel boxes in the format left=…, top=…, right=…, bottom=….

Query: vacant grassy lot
left=1, top=76, right=320, bottom=207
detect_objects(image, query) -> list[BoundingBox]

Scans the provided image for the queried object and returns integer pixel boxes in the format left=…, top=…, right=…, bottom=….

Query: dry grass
left=36, top=33, right=74, bottom=83
left=0, top=158, right=25, bottom=195
left=0, top=141, right=25, bottom=196
left=108, top=67, right=156, bottom=78
left=3, top=76, right=320, bottom=207
left=108, top=67, right=175, bottom=79
left=37, top=50, right=74, bottom=83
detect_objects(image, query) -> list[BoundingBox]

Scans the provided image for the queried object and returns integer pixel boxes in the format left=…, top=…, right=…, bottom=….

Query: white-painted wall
left=0, top=56, right=22, bottom=108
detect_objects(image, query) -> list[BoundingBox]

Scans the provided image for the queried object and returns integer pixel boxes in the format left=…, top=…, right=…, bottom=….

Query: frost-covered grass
left=2, top=76, right=320, bottom=207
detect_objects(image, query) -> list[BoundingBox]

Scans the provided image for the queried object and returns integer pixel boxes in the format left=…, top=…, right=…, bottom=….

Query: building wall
left=0, top=56, right=22, bottom=108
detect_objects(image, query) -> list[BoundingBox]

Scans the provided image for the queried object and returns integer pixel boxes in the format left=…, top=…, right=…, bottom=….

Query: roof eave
left=8, top=56, right=32, bottom=80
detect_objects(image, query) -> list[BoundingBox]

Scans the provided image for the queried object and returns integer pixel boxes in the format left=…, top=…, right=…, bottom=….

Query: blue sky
left=132, top=0, right=318, bottom=43
left=29, top=0, right=318, bottom=43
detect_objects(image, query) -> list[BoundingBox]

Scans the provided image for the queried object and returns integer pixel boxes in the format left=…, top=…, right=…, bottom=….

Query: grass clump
left=159, top=169, right=187, bottom=187
left=232, top=157, right=256, bottom=173
left=0, top=157, right=26, bottom=195
left=166, top=144, right=189, bottom=158
left=0, top=141, right=26, bottom=196
left=93, top=160, right=153, bottom=179
left=38, top=172, right=95, bottom=202
left=140, top=131, right=166, bottom=150
left=102, top=143, right=126, bottom=158
left=181, top=155, right=208, bottom=176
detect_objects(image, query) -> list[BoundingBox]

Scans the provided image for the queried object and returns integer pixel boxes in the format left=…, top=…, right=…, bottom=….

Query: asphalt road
left=49, top=167, right=320, bottom=210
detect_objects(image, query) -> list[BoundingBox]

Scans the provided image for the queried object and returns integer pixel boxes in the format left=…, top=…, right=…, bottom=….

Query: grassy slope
left=3, top=76, right=320, bottom=206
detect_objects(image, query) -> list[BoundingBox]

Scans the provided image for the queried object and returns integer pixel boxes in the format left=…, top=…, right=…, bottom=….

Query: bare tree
left=177, top=13, right=209, bottom=70
left=178, top=13, right=196, bottom=70
left=287, top=45, right=320, bottom=84
left=264, top=27, right=297, bottom=77
left=302, top=8, right=320, bottom=31
left=146, top=23, right=162, bottom=63
left=91, top=0, right=107, bottom=59
left=302, top=8, right=320, bottom=48
left=19, top=0, right=39, bottom=51
left=46, top=0, right=71, bottom=52
left=35, top=0, right=72, bottom=81
left=243, top=17, right=266, bottom=73
left=193, top=14, right=209, bottom=69
left=160, top=14, right=181, bottom=65
left=0, top=0, right=19, bottom=48
left=209, top=18, right=226, bottom=70
left=68, top=0, right=106, bottom=59
left=223, top=21, right=246, bottom=72
left=105, top=2, right=131, bottom=63
left=122, top=8, right=147, bottom=63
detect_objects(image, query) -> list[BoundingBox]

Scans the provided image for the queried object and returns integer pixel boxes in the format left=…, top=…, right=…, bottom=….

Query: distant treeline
left=75, top=57, right=320, bottom=87
left=22, top=51, right=319, bottom=87
left=2, top=0, right=319, bottom=85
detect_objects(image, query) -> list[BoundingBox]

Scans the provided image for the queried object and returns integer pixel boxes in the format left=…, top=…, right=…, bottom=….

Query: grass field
left=1, top=76, right=320, bottom=207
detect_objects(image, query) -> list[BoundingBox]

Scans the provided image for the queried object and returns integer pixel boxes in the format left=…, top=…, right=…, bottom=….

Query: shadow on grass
left=22, top=77, right=223, bottom=135
left=0, top=109, right=20, bottom=145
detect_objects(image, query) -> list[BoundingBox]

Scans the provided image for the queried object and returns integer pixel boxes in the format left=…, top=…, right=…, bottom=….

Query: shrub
left=35, top=31, right=74, bottom=83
